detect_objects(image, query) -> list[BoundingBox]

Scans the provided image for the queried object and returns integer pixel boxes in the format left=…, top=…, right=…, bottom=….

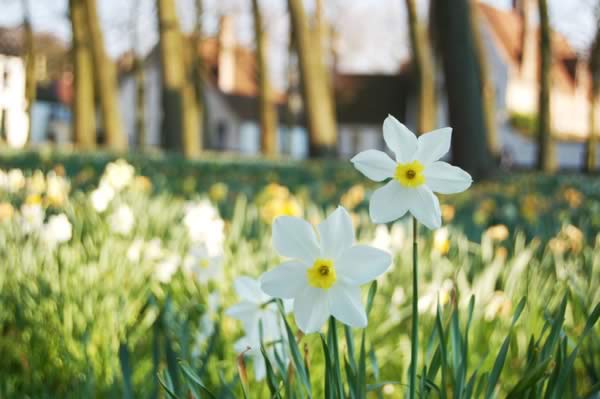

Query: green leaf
left=320, top=334, right=335, bottom=399
left=179, top=360, right=217, bottom=399
left=505, top=357, right=552, bottom=399
left=485, top=297, right=527, bottom=399
left=158, top=370, right=182, bottom=399
left=277, top=299, right=312, bottom=397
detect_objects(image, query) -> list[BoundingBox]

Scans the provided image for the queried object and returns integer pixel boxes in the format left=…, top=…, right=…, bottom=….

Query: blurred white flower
left=6, top=169, right=25, bottom=193
left=226, top=277, right=289, bottom=381
left=145, top=238, right=163, bottom=261
left=183, top=243, right=222, bottom=284
left=371, top=225, right=392, bottom=251
left=90, top=182, right=115, bottom=212
left=102, top=159, right=135, bottom=191
left=109, top=205, right=135, bottom=235
left=418, top=279, right=454, bottom=315
left=192, top=293, right=221, bottom=356
left=484, top=291, right=512, bottom=321
left=183, top=199, right=225, bottom=256
left=433, top=227, right=450, bottom=255
left=20, top=202, right=45, bottom=233
left=155, top=255, right=180, bottom=283
left=351, top=115, right=472, bottom=229
left=45, top=172, right=70, bottom=205
left=126, top=238, right=144, bottom=262
left=260, top=206, right=392, bottom=333
left=127, top=237, right=163, bottom=263
left=42, top=213, right=72, bottom=246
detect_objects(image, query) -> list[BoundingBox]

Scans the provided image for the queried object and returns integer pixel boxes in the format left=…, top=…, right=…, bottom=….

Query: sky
left=0, top=0, right=597, bottom=87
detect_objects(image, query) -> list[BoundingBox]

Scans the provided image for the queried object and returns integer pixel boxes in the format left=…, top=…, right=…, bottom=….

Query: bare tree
left=405, top=0, right=436, bottom=134
left=470, top=1, right=500, bottom=160
left=192, top=0, right=206, bottom=150
left=130, top=0, right=146, bottom=149
left=431, top=0, right=493, bottom=178
left=157, top=0, right=202, bottom=157
left=287, top=0, right=337, bottom=157
left=586, top=10, right=600, bottom=172
left=252, top=0, right=278, bottom=155
left=84, top=0, right=127, bottom=151
left=536, top=0, right=556, bottom=172
left=69, top=0, right=96, bottom=149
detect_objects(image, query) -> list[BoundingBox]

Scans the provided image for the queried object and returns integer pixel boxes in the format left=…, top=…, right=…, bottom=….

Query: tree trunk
left=536, top=0, right=556, bottom=172
left=69, top=0, right=96, bottom=149
left=431, top=0, right=492, bottom=179
left=252, top=0, right=278, bottom=155
left=193, top=0, right=206, bottom=150
left=22, top=0, right=35, bottom=146
left=157, top=0, right=201, bottom=158
left=586, top=24, right=600, bottom=172
left=405, top=0, right=436, bottom=134
left=84, top=0, right=127, bottom=151
left=470, top=1, right=500, bottom=161
left=287, top=0, right=337, bottom=157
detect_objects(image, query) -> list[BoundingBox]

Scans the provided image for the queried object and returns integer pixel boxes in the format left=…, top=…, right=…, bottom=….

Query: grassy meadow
left=0, top=151, right=599, bottom=398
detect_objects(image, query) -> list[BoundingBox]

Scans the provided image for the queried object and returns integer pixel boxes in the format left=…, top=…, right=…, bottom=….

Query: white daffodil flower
left=109, top=204, right=135, bottom=235
left=226, top=277, right=287, bottom=343
left=41, top=213, right=72, bottom=246
left=183, top=243, right=222, bottom=284
left=226, top=277, right=289, bottom=381
left=351, top=115, right=472, bottom=229
left=260, top=206, right=392, bottom=334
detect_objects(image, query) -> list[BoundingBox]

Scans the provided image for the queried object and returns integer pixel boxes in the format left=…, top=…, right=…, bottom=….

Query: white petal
left=350, top=150, right=396, bottom=182
left=234, top=277, right=268, bottom=303
left=369, top=180, right=410, bottom=224
left=416, top=127, right=452, bottom=164
left=293, top=286, right=330, bottom=333
left=328, top=284, right=367, bottom=328
left=407, top=186, right=441, bottom=230
left=253, top=351, right=267, bottom=381
left=225, top=302, right=259, bottom=328
left=260, top=261, right=308, bottom=299
left=336, top=245, right=392, bottom=285
left=383, top=115, right=418, bottom=163
left=318, top=206, right=354, bottom=260
left=424, top=161, right=473, bottom=194
left=272, top=216, right=320, bottom=264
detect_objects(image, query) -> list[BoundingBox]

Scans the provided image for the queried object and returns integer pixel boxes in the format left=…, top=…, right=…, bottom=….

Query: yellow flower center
left=199, top=259, right=210, bottom=268
left=307, top=258, right=336, bottom=289
left=394, top=160, right=425, bottom=188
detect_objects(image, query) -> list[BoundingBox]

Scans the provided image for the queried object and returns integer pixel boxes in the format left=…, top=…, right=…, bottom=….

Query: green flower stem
left=409, top=216, right=419, bottom=399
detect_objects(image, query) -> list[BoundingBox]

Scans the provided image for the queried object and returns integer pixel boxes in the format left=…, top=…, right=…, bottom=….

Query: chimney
left=515, top=0, right=537, bottom=81
left=218, top=15, right=235, bottom=93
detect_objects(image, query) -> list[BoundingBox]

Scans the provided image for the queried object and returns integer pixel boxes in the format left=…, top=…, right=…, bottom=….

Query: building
left=0, top=26, right=71, bottom=146
left=401, top=0, right=600, bottom=168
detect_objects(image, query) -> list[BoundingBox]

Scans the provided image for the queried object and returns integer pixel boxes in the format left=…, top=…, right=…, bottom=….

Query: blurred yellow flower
left=433, top=227, right=450, bottom=256
left=441, top=204, right=455, bottom=222
left=0, top=202, right=14, bottom=222
left=520, top=194, right=548, bottom=222
left=484, top=224, right=509, bottom=241
left=45, top=172, right=70, bottom=207
left=340, top=184, right=365, bottom=210
left=257, top=183, right=302, bottom=223
left=209, top=182, right=229, bottom=202
left=474, top=198, right=496, bottom=225
left=25, top=193, right=43, bottom=205
left=133, top=176, right=153, bottom=192
left=562, top=187, right=583, bottom=209
left=27, top=170, right=46, bottom=195
left=549, top=224, right=584, bottom=254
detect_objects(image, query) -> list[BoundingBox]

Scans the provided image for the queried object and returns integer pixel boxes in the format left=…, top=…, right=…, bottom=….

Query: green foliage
left=0, top=152, right=599, bottom=398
